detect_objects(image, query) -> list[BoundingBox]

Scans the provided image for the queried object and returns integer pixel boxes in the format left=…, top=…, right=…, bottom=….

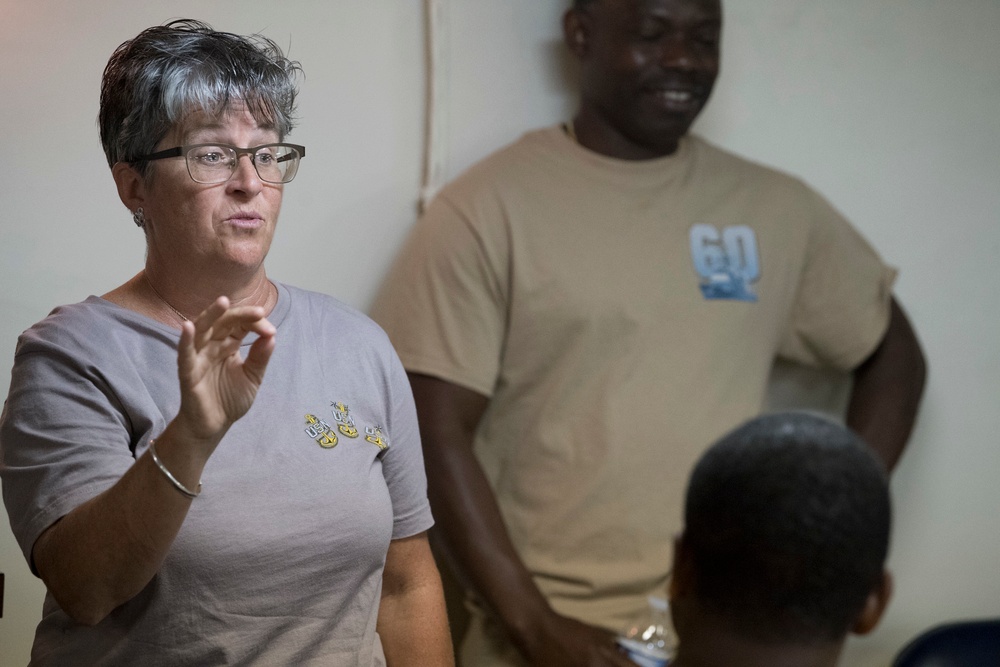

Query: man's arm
left=846, top=297, right=926, bottom=471
left=408, top=373, right=635, bottom=667
left=377, top=532, right=454, bottom=666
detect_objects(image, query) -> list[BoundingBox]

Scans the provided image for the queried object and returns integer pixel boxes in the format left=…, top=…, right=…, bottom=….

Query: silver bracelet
left=148, top=439, right=201, bottom=499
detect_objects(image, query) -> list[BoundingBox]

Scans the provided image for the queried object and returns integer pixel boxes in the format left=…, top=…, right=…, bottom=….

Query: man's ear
left=852, top=569, right=893, bottom=636
left=668, top=533, right=698, bottom=640
left=112, top=161, right=147, bottom=214
left=670, top=533, right=696, bottom=600
left=562, top=7, right=591, bottom=58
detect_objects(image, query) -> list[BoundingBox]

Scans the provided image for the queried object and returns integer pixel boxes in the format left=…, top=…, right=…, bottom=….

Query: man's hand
left=520, top=610, right=637, bottom=667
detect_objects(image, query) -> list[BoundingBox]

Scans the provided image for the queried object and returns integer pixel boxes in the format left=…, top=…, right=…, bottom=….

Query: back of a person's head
left=681, top=411, right=891, bottom=644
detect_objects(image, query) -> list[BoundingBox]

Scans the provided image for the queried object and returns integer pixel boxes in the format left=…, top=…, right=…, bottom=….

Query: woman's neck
left=104, top=268, right=276, bottom=328
left=149, top=263, right=273, bottom=311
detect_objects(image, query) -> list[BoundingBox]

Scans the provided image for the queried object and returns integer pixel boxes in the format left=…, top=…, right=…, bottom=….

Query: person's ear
left=668, top=534, right=698, bottom=640
left=562, top=8, right=590, bottom=58
left=852, top=569, right=893, bottom=635
left=112, top=161, right=147, bottom=214
left=669, top=534, right=696, bottom=600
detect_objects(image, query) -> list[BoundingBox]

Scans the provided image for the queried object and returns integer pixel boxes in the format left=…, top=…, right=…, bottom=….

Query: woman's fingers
left=190, top=298, right=274, bottom=348
left=189, top=297, right=230, bottom=347
left=178, top=297, right=277, bottom=389
left=243, top=330, right=276, bottom=385
left=173, top=297, right=278, bottom=442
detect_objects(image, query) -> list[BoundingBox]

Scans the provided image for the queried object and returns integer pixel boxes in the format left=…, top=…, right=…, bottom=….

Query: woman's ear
left=112, top=161, right=147, bottom=213
left=852, top=569, right=893, bottom=636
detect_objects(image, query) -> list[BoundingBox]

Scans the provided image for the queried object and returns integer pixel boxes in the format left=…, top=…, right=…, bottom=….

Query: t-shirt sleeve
left=776, top=186, right=897, bottom=371
left=379, top=343, right=435, bottom=540
left=369, top=191, right=508, bottom=398
left=0, top=336, right=136, bottom=571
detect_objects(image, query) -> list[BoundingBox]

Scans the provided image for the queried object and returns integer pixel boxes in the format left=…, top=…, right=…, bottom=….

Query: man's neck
left=570, top=109, right=685, bottom=161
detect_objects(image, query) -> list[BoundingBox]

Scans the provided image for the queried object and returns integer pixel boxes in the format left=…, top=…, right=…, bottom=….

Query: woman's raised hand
left=174, top=296, right=277, bottom=448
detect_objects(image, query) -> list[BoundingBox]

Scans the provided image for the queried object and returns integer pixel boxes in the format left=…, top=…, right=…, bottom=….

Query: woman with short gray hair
left=0, top=19, right=452, bottom=666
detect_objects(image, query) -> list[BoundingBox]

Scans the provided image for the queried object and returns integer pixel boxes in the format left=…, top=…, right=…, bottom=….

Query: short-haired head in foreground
left=99, top=19, right=302, bottom=176
left=672, top=412, right=892, bottom=657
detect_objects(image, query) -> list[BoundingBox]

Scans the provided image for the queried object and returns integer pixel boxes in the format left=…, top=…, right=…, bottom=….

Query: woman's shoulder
left=16, top=296, right=174, bottom=359
left=279, top=283, right=391, bottom=343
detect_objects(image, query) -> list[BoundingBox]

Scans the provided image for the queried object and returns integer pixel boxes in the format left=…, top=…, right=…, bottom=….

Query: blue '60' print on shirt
left=689, top=224, right=760, bottom=302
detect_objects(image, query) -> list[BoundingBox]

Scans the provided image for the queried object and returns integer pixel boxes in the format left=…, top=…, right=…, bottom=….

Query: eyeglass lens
left=186, top=145, right=301, bottom=184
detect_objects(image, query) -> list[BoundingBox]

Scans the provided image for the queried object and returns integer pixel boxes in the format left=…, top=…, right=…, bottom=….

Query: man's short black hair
left=683, top=412, right=891, bottom=643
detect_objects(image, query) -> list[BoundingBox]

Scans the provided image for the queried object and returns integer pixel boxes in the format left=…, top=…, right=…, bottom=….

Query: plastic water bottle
left=616, top=595, right=677, bottom=667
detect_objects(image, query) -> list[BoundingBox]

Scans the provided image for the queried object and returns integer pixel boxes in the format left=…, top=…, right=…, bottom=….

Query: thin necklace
left=144, top=274, right=189, bottom=323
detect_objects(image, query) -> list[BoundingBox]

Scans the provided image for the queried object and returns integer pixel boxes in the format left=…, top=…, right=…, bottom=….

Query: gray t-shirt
left=0, top=282, right=432, bottom=666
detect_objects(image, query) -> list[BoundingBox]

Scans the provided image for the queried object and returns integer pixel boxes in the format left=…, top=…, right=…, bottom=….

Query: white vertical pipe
left=420, top=0, right=450, bottom=213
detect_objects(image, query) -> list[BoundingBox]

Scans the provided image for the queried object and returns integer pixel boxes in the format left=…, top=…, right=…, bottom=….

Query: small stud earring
left=132, top=207, right=145, bottom=228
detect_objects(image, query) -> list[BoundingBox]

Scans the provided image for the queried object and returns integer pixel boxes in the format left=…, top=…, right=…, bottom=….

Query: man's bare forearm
left=847, top=297, right=927, bottom=471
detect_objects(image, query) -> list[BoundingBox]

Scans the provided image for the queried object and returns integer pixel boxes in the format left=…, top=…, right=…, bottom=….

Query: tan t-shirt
left=370, top=127, right=895, bottom=664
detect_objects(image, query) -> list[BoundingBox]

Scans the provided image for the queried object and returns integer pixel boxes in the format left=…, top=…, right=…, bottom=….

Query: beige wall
left=1, top=1, right=998, bottom=665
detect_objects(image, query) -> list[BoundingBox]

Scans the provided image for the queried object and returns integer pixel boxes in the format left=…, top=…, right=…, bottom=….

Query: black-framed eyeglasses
left=130, top=143, right=306, bottom=184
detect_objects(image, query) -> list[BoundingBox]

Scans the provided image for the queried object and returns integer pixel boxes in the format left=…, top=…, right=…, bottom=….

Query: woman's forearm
left=32, top=423, right=215, bottom=625
left=378, top=534, right=454, bottom=666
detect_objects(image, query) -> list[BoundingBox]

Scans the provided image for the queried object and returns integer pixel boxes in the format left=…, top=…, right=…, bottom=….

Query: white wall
left=1, top=1, right=998, bottom=665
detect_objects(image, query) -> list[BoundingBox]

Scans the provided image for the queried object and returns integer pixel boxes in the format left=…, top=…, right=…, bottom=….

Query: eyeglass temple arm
left=277, top=145, right=305, bottom=162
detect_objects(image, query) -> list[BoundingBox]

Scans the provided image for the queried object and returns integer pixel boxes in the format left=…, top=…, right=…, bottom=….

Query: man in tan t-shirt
left=370, top=1, right=926, bottom=665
